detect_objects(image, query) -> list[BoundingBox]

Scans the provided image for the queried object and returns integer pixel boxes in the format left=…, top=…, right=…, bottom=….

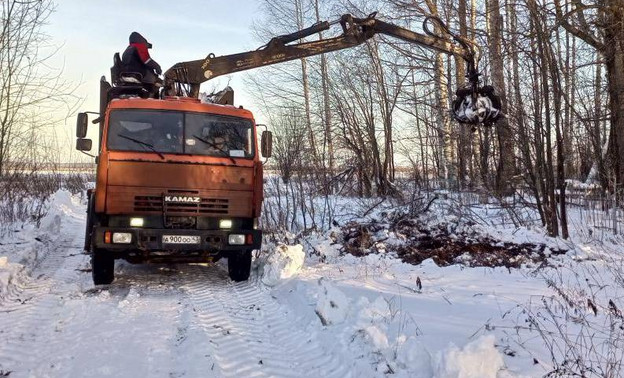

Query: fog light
left=130, top=217, right=144, bottom=227
left=112, top=232, right=132, bottom=244
left=219, top=219, right=233, bottom=229
left=228, top=234, right=245, bottom=245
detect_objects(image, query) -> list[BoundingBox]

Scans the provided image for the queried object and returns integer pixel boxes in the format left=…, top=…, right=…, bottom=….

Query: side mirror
left=76, top=112, right=88, bottom=138
left=76, top=138, right=92, bottom=151
left=261, top=131, right=272, bottom=158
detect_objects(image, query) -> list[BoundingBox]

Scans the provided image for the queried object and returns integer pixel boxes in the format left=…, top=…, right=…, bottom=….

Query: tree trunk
left=549, top=22, right=569, bottom=239
left=426, top=0, right=455, bottom=188
left=457, top=0, right=471, bottom=188
left=294, top=0, right=317, bottom=168
left=487, top=0, right=515, bottom=196
left=314, top=0, right=334, bottom=175
left=469, top=0, right=483, bottom=188
left=604, top=2, right=624, bottom=199
left=529, top=0, right=560, bottom=236
left=586, top=58, right=607, bottom=185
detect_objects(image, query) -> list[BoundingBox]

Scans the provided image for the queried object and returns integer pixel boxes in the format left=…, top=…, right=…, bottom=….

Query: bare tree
left=487, top=0, right=515, bottom=196
left=0, top=0, right=78, bottom=175
left=456, top=0, right=472, bottom=188
left=554, top=0, right=624, bottom=198
left=271, top=108, right=308, bottom=184
left=314, top=0, right=334, bottom=174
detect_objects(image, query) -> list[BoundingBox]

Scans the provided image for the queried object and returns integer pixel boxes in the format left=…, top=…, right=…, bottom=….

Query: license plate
left=162, top=235, right=201, bottom=244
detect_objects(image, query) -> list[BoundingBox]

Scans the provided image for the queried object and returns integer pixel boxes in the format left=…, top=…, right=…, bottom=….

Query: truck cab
left=76, top=80, right=271, bottom=285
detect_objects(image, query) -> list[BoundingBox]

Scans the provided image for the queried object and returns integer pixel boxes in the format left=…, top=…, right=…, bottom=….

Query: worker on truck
left=121, top=32, right=163, bottom=87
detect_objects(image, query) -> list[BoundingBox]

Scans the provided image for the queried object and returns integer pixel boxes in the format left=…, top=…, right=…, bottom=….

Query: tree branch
left=554, top=0, right=605, bottom=52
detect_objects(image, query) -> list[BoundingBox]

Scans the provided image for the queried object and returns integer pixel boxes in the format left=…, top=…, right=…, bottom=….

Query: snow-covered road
left=0, top=198, right=351, bottom=377
left=2, top=191, right=622, bottom=377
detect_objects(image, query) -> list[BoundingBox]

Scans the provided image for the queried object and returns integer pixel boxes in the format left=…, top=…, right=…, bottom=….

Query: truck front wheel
left=92, top=249, right=115, bottom=285
left=228, top=251, right=252, bottom=282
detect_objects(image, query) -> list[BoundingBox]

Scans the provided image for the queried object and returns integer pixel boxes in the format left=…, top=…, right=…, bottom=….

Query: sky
left=46, top=0, right=264, bottom=162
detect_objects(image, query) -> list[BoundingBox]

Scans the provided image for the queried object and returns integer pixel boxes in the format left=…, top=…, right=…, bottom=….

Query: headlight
left=112, top=232, right=132, bottom=244
left=130, top=217, right=144, bottom=227
left=228, top=234, right=245, bottom=245
left=219, top=219, right=233, bottom=229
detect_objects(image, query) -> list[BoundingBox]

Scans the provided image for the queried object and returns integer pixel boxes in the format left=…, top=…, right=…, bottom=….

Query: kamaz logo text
left=164, top=196, right=201, bottom=203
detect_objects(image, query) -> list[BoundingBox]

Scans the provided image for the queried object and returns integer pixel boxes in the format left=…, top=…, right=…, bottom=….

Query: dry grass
left=0, top=171, right=92, bottom=227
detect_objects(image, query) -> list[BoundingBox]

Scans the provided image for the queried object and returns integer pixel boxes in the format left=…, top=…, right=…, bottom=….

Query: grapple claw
left=452, top=85, right=503, bottom=126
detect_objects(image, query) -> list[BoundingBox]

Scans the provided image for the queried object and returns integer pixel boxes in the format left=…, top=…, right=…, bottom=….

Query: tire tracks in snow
left=181, top=264, right=351, bottom=378
left=0, top=199, right=352, bottom=377
left=0, top=217, right=89, bottom=375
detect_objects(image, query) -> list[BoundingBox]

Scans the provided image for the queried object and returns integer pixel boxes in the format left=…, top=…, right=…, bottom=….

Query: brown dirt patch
left=341, top=218, right=567, bottom=268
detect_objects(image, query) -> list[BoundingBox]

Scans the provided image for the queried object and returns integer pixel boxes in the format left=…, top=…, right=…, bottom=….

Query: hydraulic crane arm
left=164, top=18, right=367, bottom=98
left=164, top=13, right=501, bottom=125
left=164, top=13, right=475, bottom=95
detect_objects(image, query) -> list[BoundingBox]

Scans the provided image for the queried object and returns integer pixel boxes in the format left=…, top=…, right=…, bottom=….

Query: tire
left=228, top=250, right=252, bottom=282
left=92, top=249, right=115, bottom=285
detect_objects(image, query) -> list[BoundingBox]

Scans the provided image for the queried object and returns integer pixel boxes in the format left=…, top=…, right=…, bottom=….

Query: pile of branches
left=341, top=217, right=567, bottom=268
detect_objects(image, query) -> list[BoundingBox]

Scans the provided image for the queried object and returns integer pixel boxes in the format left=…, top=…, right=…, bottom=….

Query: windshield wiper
left=192, top=134, right=236, bottom=164
left=117, top=134, right=165, bottom=160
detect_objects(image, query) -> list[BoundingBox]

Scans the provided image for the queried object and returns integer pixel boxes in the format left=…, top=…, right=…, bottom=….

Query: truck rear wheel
left=92, top=249, right=115, bottom=285
left=228, top=251, right=251, bottom=282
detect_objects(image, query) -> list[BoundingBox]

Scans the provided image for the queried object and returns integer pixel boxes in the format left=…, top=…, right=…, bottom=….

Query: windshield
left=107, top=110, right=255, bottom=158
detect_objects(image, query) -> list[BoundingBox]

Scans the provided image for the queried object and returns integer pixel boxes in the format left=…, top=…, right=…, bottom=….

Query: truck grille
left=134, top=195, right=229, bottom=214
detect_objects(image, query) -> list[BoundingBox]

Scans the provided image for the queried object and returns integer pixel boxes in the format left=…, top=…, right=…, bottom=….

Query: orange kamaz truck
left=77, top=83, right=270, bottom=284
left=76, top=13, right=501, bottom=285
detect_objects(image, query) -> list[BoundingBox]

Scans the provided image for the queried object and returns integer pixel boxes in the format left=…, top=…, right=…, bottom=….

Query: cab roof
left=108, top=97, right=255, bottom=120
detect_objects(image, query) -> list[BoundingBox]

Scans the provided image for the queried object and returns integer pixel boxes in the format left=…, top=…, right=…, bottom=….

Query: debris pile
left=342, top=218, right=566, bottom=268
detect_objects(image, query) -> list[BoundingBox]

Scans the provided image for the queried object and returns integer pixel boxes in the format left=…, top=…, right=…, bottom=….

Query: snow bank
left=0, top=257, right=28, bottom=302
left=435, top=335, right=505, bottom=378
left=259, top=244, right=305, bottom=286
left=0, top=190, right=86, bottom=303
left=349, top=295, right=435, bottom=376
left=276, top=265, right=511, bottom=377
left=315, top=277, right=350, bottom=325
left=396, top=337, right=433, bottom=376
left=40, top=189, right=82, bottom=230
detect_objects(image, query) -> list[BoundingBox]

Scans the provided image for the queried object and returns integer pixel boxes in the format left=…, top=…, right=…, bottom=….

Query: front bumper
left=93, top=227, right=262, bottom=253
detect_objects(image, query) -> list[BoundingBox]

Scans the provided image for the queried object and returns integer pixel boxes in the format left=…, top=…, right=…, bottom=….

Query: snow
left=257, top=243, right=305, bottom=286
left=0, top=190, right=85, bottom=302
left=1, top=189, right=624, bottom=377
left=435, top=336, right=505, bottom=378
left=315, top=277, right=350, bottom=325
left=395, top=337, right=432, bottom=377
left=0, top=258, right=28, bottom=302
left=271, top=250, right=526, bottom=376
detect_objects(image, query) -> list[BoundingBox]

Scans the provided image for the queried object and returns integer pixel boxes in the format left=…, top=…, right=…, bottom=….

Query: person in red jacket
left=121, top=32, right=162, bottom=86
